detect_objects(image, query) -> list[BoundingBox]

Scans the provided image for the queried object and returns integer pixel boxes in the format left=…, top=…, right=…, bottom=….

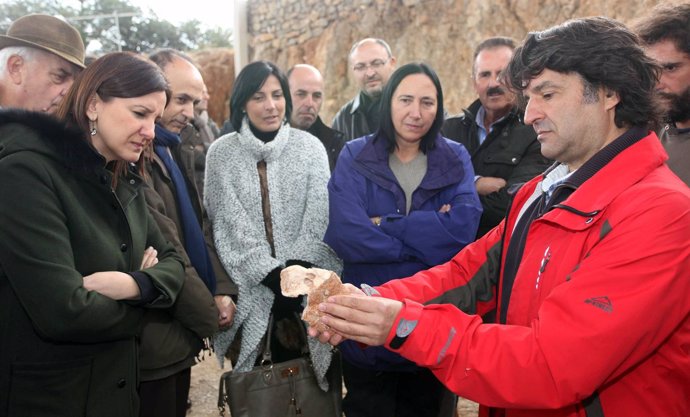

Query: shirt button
left=120, top=244, right=128, bottom=252
left=117, top=378, right=127, bottom=388
left=129, top=179, right=136, bottom=185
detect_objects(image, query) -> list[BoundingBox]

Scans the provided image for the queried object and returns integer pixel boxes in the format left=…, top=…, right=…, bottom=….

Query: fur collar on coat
left=0, top=109, right=105, bottom=173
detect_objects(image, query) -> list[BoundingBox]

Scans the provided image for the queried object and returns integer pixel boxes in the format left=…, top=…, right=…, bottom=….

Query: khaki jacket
left=138, top=136, right=236, bottom=381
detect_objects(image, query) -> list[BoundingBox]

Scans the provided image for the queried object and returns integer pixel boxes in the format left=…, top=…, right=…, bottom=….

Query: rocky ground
left=188, top=358, right=479, bottom=417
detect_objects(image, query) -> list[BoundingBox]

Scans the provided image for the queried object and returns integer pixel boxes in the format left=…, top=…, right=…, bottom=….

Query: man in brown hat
left=0, top=14, right=85, bottom=113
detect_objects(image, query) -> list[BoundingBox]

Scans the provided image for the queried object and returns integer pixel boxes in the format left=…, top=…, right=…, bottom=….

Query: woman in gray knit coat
left=204, top=61, right=342, bottom=389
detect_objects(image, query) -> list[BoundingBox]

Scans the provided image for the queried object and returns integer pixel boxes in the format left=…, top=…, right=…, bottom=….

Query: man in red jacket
left=311, top=17, right=690, bottom=417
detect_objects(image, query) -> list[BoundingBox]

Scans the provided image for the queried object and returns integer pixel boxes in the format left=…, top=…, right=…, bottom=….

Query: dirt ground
left=188, top=357, right=479, bottom=417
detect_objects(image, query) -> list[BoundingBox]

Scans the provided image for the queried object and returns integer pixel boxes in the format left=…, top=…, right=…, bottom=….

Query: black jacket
left=306, top=116, right=345, bottom=172
left=331, top=92, right=379, bottom=141
left=442, top=99, right=552, bottom=237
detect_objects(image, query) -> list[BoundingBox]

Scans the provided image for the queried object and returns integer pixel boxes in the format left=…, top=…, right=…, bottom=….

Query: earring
left=89, top=120, right=97, bottom=136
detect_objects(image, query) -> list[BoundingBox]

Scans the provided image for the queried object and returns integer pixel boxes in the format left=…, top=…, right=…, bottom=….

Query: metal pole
left=233, top=0, right=248, bottom=75
left=114, top=10, right=122, bottom=52
left=69, top=12, right=138, bottom=53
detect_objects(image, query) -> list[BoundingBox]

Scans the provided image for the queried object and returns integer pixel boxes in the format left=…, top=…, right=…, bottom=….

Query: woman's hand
left=140, top=246, right=159, bottom=269
left=370, top=216, right=382, bottom=226
left=214, top=295, right=236, bottom=329
left=439, top=204, right=451, bottom=213
left=83, top=271, right=141, bottom=300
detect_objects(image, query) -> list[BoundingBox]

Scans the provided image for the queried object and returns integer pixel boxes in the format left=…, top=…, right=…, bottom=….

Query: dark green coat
left=0, top=110, right=185, bottom=417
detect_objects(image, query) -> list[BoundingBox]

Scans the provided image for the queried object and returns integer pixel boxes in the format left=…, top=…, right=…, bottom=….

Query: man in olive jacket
left=442, top=37, right=551, bottom=238
left=138, top=49, right=237, bottom=416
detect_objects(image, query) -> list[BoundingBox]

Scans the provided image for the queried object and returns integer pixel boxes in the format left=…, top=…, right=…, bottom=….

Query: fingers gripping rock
left=280, top=265, right=348, bottom=332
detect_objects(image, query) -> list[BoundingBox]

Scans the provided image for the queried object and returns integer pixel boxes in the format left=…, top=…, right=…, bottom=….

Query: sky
left=0, top=0, right=234, bottom=30
left=130, top=0, right=234, bottom=29
left=52, top=0, right=235, bottom=29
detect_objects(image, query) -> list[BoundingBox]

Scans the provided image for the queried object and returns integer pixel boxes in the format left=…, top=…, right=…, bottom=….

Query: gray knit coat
left=205, top=118, right=342, bottom=389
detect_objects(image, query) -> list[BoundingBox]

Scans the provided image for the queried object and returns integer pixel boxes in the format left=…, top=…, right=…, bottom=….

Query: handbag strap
left=261, top=313, right=311, bottom=364
left=295, top=312, right=311, bottom=357
left=217, top=369, right=229, bottom=416
left=258, top=157, right=311, bottom=365
left=260, top=313, right=275, bottom=365
left=257, top=158, right=277, bottom=365
left=257, top=160, right=276, bottom=257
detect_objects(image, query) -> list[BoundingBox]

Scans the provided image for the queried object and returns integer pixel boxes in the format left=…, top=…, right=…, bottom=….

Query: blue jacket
left=325, top=132, right=482, bottom=370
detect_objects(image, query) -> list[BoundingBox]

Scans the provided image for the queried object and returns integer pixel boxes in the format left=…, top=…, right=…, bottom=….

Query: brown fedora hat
left=0, top=14, right=85, bottom=68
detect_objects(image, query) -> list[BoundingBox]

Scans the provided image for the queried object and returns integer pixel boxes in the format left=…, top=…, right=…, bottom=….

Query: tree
left=121, top=16, right=188, bottom=52
left=198, top=27, right=233, bottom=49
left=1, top=0, right=75, bottom=30
left=1, top=0, right=232, bottom=54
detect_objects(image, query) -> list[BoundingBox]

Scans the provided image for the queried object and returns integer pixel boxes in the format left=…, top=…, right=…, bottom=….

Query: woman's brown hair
left=55, top=51, right=170, bottom=182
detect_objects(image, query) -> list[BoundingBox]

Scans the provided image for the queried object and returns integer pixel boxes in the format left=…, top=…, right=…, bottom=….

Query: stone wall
left=243, top=0, right=659, bottom=124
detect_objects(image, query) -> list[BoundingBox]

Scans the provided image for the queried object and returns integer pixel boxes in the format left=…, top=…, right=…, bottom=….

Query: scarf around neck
left=154, top=124, right=216, bottom=293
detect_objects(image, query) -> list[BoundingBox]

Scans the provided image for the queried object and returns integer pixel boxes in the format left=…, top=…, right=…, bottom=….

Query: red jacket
left=376, top=131, right=690, bottom=417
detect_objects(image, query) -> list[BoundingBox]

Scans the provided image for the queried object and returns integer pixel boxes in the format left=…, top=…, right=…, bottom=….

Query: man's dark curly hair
left=634, top=3, right=690, bottom=56
left=506, top=17, right=661, bottom=130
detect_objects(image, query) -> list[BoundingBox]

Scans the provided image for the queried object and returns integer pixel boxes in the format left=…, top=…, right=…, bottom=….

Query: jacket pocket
left=8, top=357, right=93, bottom=417
left=481, top=153, right=521, bottom=167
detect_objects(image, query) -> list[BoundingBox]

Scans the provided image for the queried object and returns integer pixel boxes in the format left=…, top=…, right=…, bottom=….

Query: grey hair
left=348, top=38, right=393, bottom=62
left=473, top=37, right=516, bottom=61
left=0, top=46, right=38, bottom=73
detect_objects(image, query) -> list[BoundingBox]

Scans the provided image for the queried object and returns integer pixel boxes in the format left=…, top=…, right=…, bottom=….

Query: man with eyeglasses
left=332, top=38, right=397, bottom=141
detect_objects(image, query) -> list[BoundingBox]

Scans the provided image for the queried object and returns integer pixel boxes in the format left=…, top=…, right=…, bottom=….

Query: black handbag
left=217, top=315, right=342, bottom=417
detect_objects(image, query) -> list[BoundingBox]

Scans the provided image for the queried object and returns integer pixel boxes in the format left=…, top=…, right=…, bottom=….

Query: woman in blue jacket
left=324, top=62, right=482, bottom=417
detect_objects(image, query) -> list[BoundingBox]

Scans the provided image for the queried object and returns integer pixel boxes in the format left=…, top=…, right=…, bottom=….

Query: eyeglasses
left=352, top=58, right=389, bottom=73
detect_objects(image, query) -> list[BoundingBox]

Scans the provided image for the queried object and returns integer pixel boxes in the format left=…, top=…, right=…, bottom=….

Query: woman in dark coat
left=0, top=52, right=185, bottom=417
